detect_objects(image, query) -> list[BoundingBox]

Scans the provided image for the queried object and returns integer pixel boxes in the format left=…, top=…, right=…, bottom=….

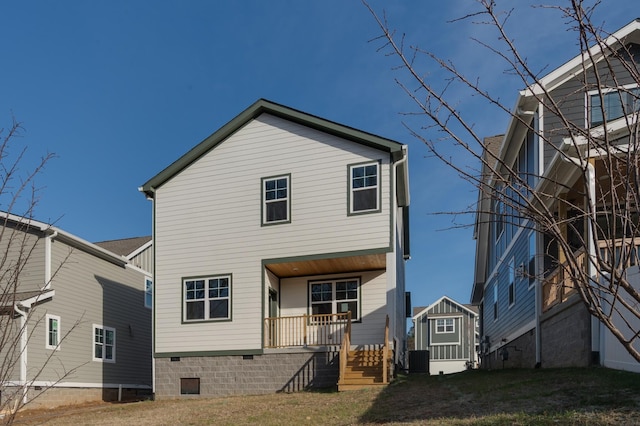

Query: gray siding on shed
left=414, top=298, right=477, bottom=361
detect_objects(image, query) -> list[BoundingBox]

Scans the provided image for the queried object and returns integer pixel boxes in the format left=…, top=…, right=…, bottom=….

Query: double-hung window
left=262, top=175, right=290, bottom=224
left=144, top=278, right=153, bottom=309
left=508, top=257, right=516, bottom=307
left=184, top=275, right=231, bottom=322
left=46, top=314, right=61, bottom=350
left=309, top=278, right=359, bottom=320
left=349, top=162, right=380, bottom=213
left=435, top=318, right=455, bottom=333
left=589, top=85, right=640, bottom=127
left=93, top=325, right=115, bottom=362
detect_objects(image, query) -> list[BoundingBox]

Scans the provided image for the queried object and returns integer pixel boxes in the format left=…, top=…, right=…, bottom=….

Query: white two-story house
left=140, top=99, right=410, bottom=397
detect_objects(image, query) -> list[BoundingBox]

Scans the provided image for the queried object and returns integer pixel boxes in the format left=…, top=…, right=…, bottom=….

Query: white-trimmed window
left=93, top=325, right=115, bottom=363
left=589, top=85, right=640, bottom=127
left=508, top=257, right=516, bottom=307
left=528, top=231, right=537, bottom=288
left=144, top=278, right=153, bottom=309
left=46, top=314, right=60, bottom=350
left=309, top=278, right=359, bottom=320
left=435, top=318, right=455, bottom=333
left=349, top=162, right=379, bottom=213
left=184, top=275, right=231, bottom=322
left=262, top=175, right=290, bottom=224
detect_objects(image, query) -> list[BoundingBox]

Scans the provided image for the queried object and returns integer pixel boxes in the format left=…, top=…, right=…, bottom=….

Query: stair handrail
left=338, top=310, right=352, bottom=384
left=383, top=314, right=389, bottom=384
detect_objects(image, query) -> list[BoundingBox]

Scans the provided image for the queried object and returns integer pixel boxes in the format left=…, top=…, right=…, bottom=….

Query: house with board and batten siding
left=140, top=99, right=411, bottom=397
left=0, top=213, right=152, bottom=410
left=412, top=296, right=478, bottom=375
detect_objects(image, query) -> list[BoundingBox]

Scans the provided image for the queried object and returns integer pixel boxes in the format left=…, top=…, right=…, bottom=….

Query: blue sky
left=0, top=1, right=634, bottom=309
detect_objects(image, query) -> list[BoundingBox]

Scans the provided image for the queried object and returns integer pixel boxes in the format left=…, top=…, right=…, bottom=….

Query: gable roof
left=412, top=295, right=478, bottom=320
left=94, top=236, right=152, bottom=257
left=140, top=99, right=407, bottom=198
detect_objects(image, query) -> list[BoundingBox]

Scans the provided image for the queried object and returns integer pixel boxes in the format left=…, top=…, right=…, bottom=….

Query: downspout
left=13, top=303, right=28, bottom=405
left=44, top=231, right=58, bottom=290
left=391, top=147, right=408, bottom=365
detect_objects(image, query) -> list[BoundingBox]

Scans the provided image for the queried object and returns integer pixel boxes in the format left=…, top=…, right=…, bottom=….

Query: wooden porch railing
left=542, top=239, right=640, bottom=312
left=264, top=313, right=349, bottom=348
left=338, top=311, right=352, bottom=385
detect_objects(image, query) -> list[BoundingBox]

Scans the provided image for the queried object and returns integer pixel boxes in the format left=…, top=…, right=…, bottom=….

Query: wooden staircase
left=337, top=314, right=392, bottom=391
left=338, top=348, right=392, bottom=391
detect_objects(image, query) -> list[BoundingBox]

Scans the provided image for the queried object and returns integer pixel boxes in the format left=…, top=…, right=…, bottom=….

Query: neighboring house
left=412, top=296, right=478, bottom=375
left=0, top=213, right=152, bottom=409
left=140, top=99, right=410, bottom=397
left=472, top=20, right=640, bottom=371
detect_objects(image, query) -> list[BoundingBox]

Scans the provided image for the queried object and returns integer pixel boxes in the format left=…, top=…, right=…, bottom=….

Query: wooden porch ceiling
left=266, top=253, right=387, bottom=278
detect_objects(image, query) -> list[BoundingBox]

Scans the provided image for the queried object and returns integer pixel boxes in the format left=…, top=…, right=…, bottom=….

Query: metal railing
left=264, top=313, right=350, bottom=348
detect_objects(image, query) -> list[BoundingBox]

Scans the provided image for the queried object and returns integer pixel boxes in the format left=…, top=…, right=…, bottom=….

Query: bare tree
left=366, top=0, right=640, bottom=363
left=0, top=117, right=80, bottom=423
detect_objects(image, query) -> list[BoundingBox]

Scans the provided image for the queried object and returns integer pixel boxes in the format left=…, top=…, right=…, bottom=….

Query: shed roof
left=94, top=236, right=152, bottom=257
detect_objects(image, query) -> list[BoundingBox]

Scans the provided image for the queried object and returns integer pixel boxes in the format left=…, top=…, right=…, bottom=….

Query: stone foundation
left=482, top=327, right=537, bottom=370
left=540, top=296, right=592, bottom=368
left=154, top=350, right=339, bottom=399
left=1, top=385, right=151, bottom=411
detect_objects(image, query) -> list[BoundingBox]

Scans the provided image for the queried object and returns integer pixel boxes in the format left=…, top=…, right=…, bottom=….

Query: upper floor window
left=184, top=275, right=231, bottom=322
left=262, top=175, right=290, bottom=225
left=93, top=324, right=115, bottom=363
left=309, top=278, right=360, bottom=320
left=46, top=314, right=61, bottom=350
left=528, top=231, right=537, bottom=288
left=349, top=162, right=380, bottom=214
left=435, top=318, right=455, bottom=333
left=144, top=278, right=153, bottom=309
left=589, top=85, right=640, bottom=127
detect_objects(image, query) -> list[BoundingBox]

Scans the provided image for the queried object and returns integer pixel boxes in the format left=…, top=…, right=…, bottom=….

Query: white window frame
left=46, top=314, right=61, bottom=350
left=508, top=257, right=516, bottom=308
left=309, top=278, right=360, bottom=321
left=349, top=162, right=380, bottom=214
left=92, top=324, right=116, bottom=363
left=587, top=83, right=640, bottom=128
left=144, top=277, right=153, bottom=309
left=183, top=275, right=232, bottom=322
left=262, top=175, right=290, bottom=225
left=435, top=318, right=455, bottom=334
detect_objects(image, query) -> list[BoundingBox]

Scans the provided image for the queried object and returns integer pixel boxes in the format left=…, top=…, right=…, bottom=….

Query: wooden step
left=338, top=382, right=387, bottom=391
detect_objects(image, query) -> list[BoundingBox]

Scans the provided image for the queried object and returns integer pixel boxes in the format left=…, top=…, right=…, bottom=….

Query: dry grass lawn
left=11, top=367, right=640, bottom=425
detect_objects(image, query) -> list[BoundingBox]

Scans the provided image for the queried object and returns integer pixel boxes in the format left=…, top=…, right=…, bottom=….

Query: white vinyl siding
left=279, top=270, right=386, bottom=346
left=153, top=114, right=392, bottom=354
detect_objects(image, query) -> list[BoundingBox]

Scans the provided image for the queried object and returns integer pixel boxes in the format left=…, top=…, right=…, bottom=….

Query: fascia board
left=530, top=19, right=640, bottom=95
left=140, top=99, right=405, bottom=197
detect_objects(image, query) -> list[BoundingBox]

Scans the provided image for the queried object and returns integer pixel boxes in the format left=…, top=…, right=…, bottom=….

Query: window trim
left=435, top=317, right=455, bottom=334
left=261, top=174, right=291, bottom=226
left=587, top=83, right=640, bottom=127
left=92, top=324, right=116, bottom=363
left=144, top=277, right=153, bottom=309
left=348, top=161, right=382, bottom=215
left=308, top=277, right=361, bottom=321
left=528, top=231, right=537, bottom=290
left=508, top=257, right=516, bottom=308
left=182, top=274, right=233, bottom=323
left=46, top=314, right=61, bottom=350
